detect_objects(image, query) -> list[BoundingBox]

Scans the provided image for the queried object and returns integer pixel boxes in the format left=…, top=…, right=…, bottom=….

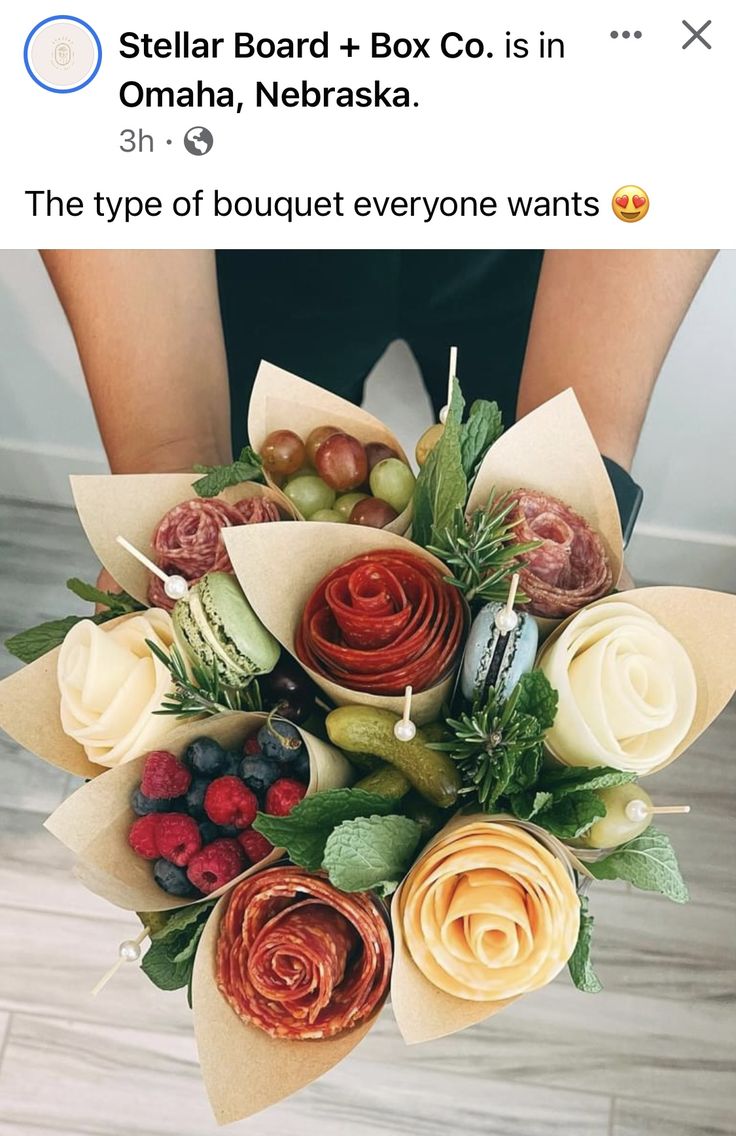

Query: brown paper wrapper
left=44, top=711, right=353, bottom=912
left=192, top=886, right=376, bottom=1125
left=223, top=522, right=460, bottom=725
left=390, top=812, right=585, bottom=1045
left=466, top=389, right=624, bottom=635
left=70, top=473, right=297, bottom=606
left=0, top=611, right=175, bottom=780
left=537, top=585, right=736, bottom=775
left=247, top=360, right=413, bottom=535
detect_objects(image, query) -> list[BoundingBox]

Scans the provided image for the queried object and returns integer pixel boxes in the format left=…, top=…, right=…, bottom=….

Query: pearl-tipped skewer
left=115, top=535, right=189, bottom=601
left=439, top=345, right=458, bottom=425
left=394, top=685, right=416, bottom=742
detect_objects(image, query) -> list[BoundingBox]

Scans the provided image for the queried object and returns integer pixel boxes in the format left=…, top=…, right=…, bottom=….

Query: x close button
left=682, top=19, right=712, bottom=49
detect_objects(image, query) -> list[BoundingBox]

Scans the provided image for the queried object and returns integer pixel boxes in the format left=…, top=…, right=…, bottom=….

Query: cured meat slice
left=296, top=551, right=464, bottom=695
left=216, top=867, right=392, bottom=1040
left=147, top=496, right=281, bottom=609
left=507, top=489, right=612, bottom=618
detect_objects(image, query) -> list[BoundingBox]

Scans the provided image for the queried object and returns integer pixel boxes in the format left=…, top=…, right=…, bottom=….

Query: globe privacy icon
left=24, top=16, right=102, bottom=93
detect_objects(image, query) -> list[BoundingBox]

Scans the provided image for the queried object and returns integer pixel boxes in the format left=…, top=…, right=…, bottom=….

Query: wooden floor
left=0, top=498, right=734, bottom=1136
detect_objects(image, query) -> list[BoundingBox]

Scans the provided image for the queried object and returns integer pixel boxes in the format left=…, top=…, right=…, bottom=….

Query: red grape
left=305, top=424, right=341, bottom=466
left=365, top=442, right=399, bottom=471
left=261, top=430, right=306, bottom=476
left=349, top=497, right=399, bottom=528
left=315, top=432, right=368, bottom=492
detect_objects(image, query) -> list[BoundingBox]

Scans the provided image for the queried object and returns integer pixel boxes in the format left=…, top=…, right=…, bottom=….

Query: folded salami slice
left=216, top=867, right=392, bottom=1040
left=148, top=497, right=280, bottom=609
left=296, top=550, right=464, bottom=695
left=508, top=489, right=612, bottom=618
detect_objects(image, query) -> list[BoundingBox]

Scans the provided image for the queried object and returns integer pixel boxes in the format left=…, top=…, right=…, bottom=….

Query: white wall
left=0, top=250, right=734, bottom=588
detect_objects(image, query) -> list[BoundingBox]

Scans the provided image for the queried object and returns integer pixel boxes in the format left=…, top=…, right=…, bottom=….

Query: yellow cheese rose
left=398, top=818, right=580, bottom=1002
left=58, top=610, right=175, bottom=768
left=539, top=601, right=697, bottom=775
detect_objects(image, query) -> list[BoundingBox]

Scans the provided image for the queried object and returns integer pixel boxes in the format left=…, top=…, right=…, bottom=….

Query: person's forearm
left=41, top=250, right=232, bottom=473
left=517, top=250, right=717, bottom=469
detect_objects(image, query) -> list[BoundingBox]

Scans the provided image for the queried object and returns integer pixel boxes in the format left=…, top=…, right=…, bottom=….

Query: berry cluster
left=128, top=723, right=309, bottom=897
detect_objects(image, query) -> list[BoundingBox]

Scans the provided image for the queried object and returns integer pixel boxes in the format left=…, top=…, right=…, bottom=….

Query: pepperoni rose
left=507, top=489, right=613, bottom=618
left=216, top=867, right=392, bottom=1040
left=296, top=550, right=464, bottom=695
left=148, top=497, right=281, bottom=609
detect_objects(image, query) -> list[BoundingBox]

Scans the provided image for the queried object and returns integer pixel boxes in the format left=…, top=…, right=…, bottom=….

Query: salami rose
left=216, top=867, right=391, bottom=1040
left=148, top=497, right=281, bottom=609
left=507, top=489, right=612, bottom=618
left=296, top=550, right=464, bottom=695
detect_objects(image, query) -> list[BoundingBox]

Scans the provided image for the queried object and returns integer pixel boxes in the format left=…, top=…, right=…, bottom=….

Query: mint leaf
left=412, top=377, right=467, bottom=549
left=145, top=900, right=215, bottom=942
left=460, top=399, right=503, bottom=486
left=139, top=901, right=215, bottom=994
left=508, top=789, right=554, bottom=820
left=587, top=827, right=689, bottom=903
left=514, top=671, right=558, bottom=732
left=65, top=578, right=144, bottom=613
left=192, top=446, right=264, bottom=497
left=538, top=766, right=637, bottom=798
left=5, top=610, right=122, bottom=663
left=141, top=938, right=194, bottom=991
left=534, top=790, right=606, bottom=839
left=253, top=788, right=401, bottom=872
left=568, top=896, right=603, bottom=993
left=322, top=814, right=422, bottom=895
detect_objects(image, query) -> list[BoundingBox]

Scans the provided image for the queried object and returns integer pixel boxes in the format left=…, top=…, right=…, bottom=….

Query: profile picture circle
left=24, top=16, right=102, bottom=93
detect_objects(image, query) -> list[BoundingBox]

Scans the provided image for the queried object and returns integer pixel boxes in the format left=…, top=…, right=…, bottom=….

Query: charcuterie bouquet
left=2, top=358, right=735, bottom=1125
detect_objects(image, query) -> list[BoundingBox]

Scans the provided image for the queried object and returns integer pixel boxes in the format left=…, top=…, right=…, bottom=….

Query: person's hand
left=95, top=566, right=123, bottom=613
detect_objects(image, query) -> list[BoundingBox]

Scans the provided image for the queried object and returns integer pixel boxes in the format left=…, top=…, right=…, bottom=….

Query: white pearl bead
left=494, top=609, right=519, bottom=634
left=394, top=720, right=417, bottom=742
left=164, top=575, right=189, bottom=601
left=118, top=940, right=142, bottom=962
left=439, top=406, right=449, bottom=425
left=625, top=799, right=650, bottom=823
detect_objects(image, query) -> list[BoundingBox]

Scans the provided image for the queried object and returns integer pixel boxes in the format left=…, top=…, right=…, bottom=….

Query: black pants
left=216, top=250, right=543, bottom=454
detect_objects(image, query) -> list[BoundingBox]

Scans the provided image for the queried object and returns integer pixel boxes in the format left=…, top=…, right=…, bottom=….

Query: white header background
left=0, top=1, right=732, bottom=247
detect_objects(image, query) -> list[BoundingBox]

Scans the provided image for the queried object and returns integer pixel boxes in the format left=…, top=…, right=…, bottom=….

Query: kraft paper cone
left=467, top=389, right=624, bottom=634
left=223, top=522, right=461, bottom=725
left=390, top=812, right=585, bottom=1045
left=192, top=889, right=377, bottom=1126
left=247, top=360, right=413, bottom=535
left=44, top=711, right=353, bottom=912
left=538, top=586, right=736, bottom=776
left=0, top=611, right=175, bottom=780
left=71, top=473, right=296, bottom=605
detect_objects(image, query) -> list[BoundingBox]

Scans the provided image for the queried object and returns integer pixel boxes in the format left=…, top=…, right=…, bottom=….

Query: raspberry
left=141, top=751, right=191, bottom=800
left=128, top=814, right=161, bottom=860
left=156, top=813, right=202, bottom=867
left=238, top=829, right=274, bottom=865
left=204, top=776, right=258, bottom=829
left=187, top=838, right=245, bottom=894
left=243, top=734, right=262, bottom=756
left=265, top=778, right=307, bottom=817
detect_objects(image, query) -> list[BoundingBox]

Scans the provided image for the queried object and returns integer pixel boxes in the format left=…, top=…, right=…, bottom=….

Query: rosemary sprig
left=147, top=640, right=262, bottom=718
left=427, top=492, right=540, bottom=606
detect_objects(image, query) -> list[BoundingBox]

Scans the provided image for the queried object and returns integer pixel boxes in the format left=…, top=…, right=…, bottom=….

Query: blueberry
left=131, top=788, right=182, bottom=816
left=218, top=824, right=241, bottom=837
left=257, top=721, right=304, bottom=765
left=223, top=750, right=243, bottom=777
left=185, top=777, right=210, bottom=819
left=198, top=820, right=221, bottom=845
left=183, top=737, right=228, bottom=777
left=292, top=749, right=311, bottom=783
left=153, top=858, right=200, bottom=897
left=240, top=755, right=281, bottom=797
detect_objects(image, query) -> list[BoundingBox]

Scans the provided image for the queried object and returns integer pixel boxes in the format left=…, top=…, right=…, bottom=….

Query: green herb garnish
left=192, top=446, right=264, bottom=498
left=253, top=787, right=402, bottom=872
left=428, top=492, right=539, bottom=606
left=5, top=578, right=145, bottom=663
left=147, top=640, right=262, bottom=718
left=459, top=399, right=504, bottom=487
left=138, top=901, right=215, bottom=1004
left=568, top=895, right=603, bottom=993
left=322, top=814, right=422, bottom=897
left=586, top=827, right=689, bottom=903
left=412, top=378, right=467, bottom=549
left=434, top=672, right=558, bottom=811
left=509, top=766, right=637, bottom=840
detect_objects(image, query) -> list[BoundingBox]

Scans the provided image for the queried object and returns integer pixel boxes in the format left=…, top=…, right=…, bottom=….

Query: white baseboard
left=628, top=523, right=735, bottom=591
left=0, top=438, right=108, bottom=507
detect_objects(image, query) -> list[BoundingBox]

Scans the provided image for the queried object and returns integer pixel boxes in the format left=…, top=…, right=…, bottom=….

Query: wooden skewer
left=91, top=925, right=150, bottom=998
left=116, top=535, right=188, bottom=601
left=394, top=685, right=416, bottom=742
left=494, top=572, right=521, bottom=634
left=626, top=800, right=691, bottom=823
left=439, top=346, right=458, bottom=424
left=648, top=805, right=691, bottom=815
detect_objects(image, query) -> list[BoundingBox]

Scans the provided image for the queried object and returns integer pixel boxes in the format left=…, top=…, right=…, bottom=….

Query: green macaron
left=172, top=572, right=280, bottom=688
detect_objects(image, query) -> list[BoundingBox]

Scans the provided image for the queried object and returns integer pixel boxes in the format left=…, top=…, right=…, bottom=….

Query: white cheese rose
left=540, top=601, right=697, bottom=775
left=398, top=818, right=579, bottom=1002
left=58, top=610, right=175, bottom=768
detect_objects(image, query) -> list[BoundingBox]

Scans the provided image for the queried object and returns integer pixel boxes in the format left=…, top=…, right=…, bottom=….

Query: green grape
left=334, top=492, right=369, bottom=519
left=369, top=458, right=416, bottom=513
left=311, top=508, right=347, bottom=523
left=574, top=783, right=653, bottom=849
left=284, top=475, right=336, bottom=519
